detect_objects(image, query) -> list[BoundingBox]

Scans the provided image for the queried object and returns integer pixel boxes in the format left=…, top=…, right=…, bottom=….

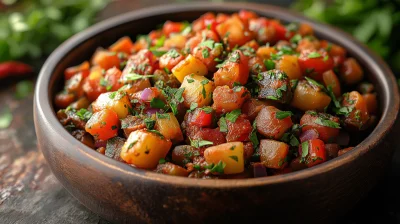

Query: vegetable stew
left=55, top=10, right=378, bottom=179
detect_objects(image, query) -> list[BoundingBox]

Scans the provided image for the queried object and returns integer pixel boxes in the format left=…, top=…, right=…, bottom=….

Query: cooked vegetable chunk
left=172, top=54, right=208, bottom=83
left=85, top=109, right=120, bottom=141
left=181, top=75, right=214, bottom=108
left=212, top=85, right=250, bottom=113
left=291, top=79, right=331, bottom=111
left=204, top=142, right=244, bottom=174
left=300, top=111, right=340, bottom=143
left=155, top=113, right=184, bottom=143
left=214, top=50, right=249, bottom=88
left=255, top=106, right=293, bottom=140
left=256, top=69, right=292, bottom=103
left=259, top=139, right=289, bottom=169
left=92, top=91, right=132, bottom=119
left=120, top=129, right=172, bottom=169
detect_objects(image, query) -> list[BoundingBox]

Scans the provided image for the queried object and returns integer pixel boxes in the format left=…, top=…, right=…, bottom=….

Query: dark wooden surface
left=1, top=1, right=400, bottom=223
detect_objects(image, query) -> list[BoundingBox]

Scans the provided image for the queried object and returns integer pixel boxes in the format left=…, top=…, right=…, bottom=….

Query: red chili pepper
left=0, top=61, right=33, bottom=79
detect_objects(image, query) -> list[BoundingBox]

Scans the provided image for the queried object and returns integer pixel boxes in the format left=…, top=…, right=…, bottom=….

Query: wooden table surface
left=1, top=1, right=400, bottom=223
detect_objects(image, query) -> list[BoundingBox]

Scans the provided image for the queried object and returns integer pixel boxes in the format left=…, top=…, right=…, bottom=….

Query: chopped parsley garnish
left=187, top=78, right=195, bottom=83
left=229, top=155, right=239, bottom=162
left=109, top=92, right=117, bottom=99
left=225, top=109, right=241, bottom=122
left=305, top=76, right=325, bottom=89
left=264, top=59, right=275, bottom=70
left=209, top=161, right=226, bottom=174
left=166, top=49, right=181, bottom=58
left=307, top=52, right=322, bottom=58
left=188, top=102, right=198, bottom=112
left=76, top=108, right=92, bottom=121
left=314, top=117, right=341, bottom=128
left=144, top=117, right=155, bottom=130
left=151, top=50, right=167, bottom=57
left=200, top=107, right=213, bottom=114
left=124, top=73, right=155, bottom=81
left=111, top=125, right=118, bottom=130
left=190, top=139, right=214, bottom=148
left=229, top=51, right=240, bottom=63
left=300, top=141, right=309, bottom=163
left=202, top=48, right=210, bottom=58
left=200, top=79, right=209, bottom=99
left=219, top=117, right=228, bottom=132
left=275, top=111, right=293, bottom=120
left=150, top=98, right=166, bottom=109
left=290, top=34, right=302, bottom=44
left=156, top=113, right=170, bottom=119
left=249, top=120, right=259, bottom=148
left=323, top=55, right=329, bottom=61
left=159, top=158, right=166, bottom=164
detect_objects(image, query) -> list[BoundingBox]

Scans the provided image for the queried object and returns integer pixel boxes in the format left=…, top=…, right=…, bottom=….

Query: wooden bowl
left=34, top=3, right=399, bottom=223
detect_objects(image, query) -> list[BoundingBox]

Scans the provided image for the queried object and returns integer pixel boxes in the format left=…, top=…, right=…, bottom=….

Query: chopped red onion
left=299, top=129, right=319, bottom=143
left=145, top=108, right=161, bottom=115
left=140, top=88, right=153, bottom=102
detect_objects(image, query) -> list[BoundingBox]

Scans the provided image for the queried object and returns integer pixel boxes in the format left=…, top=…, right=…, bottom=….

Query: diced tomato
left=322, top=70, right=341, bottom=97
left=216, top=14, right=254, bottom=48
left=300, top=112, right=340, bottom=143
left=255, top=106, right=293, bottom=140
left=163, top=21, right=185, bottom=37
left=85, top=109, right=120, bottom=141
left=82, top=68, right=107, bottom=101
left=269, top=20, right=293, bottom=41
left=298, top=139, right=327, bottom=167
left=190, top=128, right=227, bottom=148
left=109, top=36, right=134, bottom=54
left=159, top=50, right=184, bottom=71
left=104, top=67, right=123, bottom=91
left=64, top=61, right=90, bottom=80
left=55, top=92, right=75, bottom=109
left=121, top=49, right=156, bottom=82
left=320, top=40, right=346, bottom=66
left=226, top=115, right=252, bottom=142
left=212, top=85, right=250, bottom=113
left=190, top=109, right=213, bottom=127
left=192, top=12, right=216, bottom=32
left=91, top=50, right=120, bottom=70
left=238, top=10, right=258, bottom=22
left=214, top=50, right=249, bottom=88
left=298, top=49, right=334, bottom=81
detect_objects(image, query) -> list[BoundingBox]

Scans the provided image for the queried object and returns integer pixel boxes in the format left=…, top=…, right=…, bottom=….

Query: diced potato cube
left=181, top=75, right=214, bottom=108
left=259, top=139, right=289, bottom=169
left=172, top=54, right=208, bottom=83
left=92, top=91, right=132, bottom=119
left=204, top=142, right=244, bottom=174
left=120, top=130, right=172, bottom=169
left=155, top=113, right=183, bottom=143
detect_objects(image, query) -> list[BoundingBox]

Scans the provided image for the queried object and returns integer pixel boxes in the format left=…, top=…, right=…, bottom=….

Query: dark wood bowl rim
left=35, top=2, right=399, bottom=188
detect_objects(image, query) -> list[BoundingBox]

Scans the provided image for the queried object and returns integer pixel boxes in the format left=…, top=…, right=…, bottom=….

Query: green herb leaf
left=144, top=117, right=155, bottom=130
left=200, top=107, right=213, bottom=114
left=202, top=48, right=209, bottom=58
left=219, top=117, right=228, bottom=132
left=300, top=141, right=309, bottom=162
left=305, top=76, right=325, bottom=89
left=159, top=158, right=166, bottom=164
left=76, top=108, right=92, bottom=121
left=190, top=139, right=214, bottom=148
left=189, top=102, right=198, bottom=112
left=156, top=113, right=170, bottom=119
left=209, top=161, right=226, bottom=174
left=150, top=98, right=166, bottom=109
left=275, top=111, right=293, bottom=119
left=314, top=117, right=341, bottom=128
left=229, top=155, right=239, bottom=162
left=225, top=109, right=241, bottom=122
left=249, top=120, right=259, bottom=148
left=307, top=52, right=322, bottom=58
left=124, top=73, right=155, bottom=81
left=264, top=59, right=275, bottom=70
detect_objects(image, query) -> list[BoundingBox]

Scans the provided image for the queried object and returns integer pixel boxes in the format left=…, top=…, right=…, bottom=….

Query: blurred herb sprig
left=292, top=0, right=400, bottom=75
left=0, top=0, right=109, bottom=64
